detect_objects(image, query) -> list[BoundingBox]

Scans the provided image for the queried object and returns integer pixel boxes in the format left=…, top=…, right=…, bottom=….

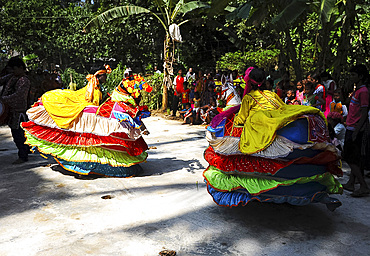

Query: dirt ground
left=0, top=116, right=369, bottom=256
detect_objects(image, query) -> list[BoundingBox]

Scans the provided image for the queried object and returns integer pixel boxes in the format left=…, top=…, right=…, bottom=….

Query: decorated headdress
left=85, top=64, right=112, bottom=102
left=120, top=74, right=153, bottom=98
left=243, top=67, right=265, bottom=96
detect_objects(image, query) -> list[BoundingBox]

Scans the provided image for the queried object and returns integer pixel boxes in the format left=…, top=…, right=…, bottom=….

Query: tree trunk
left=162, top=33, right=175, bottom=111
left=285, top=29, right=302, bottom=80
left=333, top=0, right=356, bottom=82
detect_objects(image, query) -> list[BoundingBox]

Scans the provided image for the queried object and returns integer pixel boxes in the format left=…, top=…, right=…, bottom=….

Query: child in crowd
left=329, top=89, right=348, bottom=117
left=295, top=80, right=305, bottom=104
left=181, top=82, right=190, bottom=109
left=304, top=82, right=325, bottom=109
left=192, top=92, right=203, bottom=125
left=320, top=71, right=337, bottom=117
left=201, top=98, right=219, bottom=124
left=189, top=83, right=195, bottom=104
left=284, top=88, right=297, bottom=105
left=327, top=111, right=346, bottom=151
left=308, top=74, right=326, bottom=111
left=179, top=103, right=193, bottom=125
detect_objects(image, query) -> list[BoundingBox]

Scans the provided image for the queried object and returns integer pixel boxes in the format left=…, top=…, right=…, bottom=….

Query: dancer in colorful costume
left=215, top=75, right=241, bottom=111
left=204, top=67, right=343, bottom=211
left=21, top=65, right=152, bottom=177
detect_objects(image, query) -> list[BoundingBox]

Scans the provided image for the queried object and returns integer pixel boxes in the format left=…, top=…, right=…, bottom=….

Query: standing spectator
left=321, top=71, right=337, bottom=117
left=342, top=64, right=369, bottom=197
left=154, top=65, right=162, bottom=74
left=195, top=70, right=204, bottom=93
left=53, top=69, right=62, bottom=88
left=304, top=82, right=325, bottom=109
left=181, top=82, right=190, bottom=109
left=192, top=92, right=202, bottom=125
left=185, top=67, right=195, bottom=82
left=295, top=80, right=305, bottom=104
left=276, top=71, right=294, bottom=98
left=0, top=57, right=31, bottom=164
left=265, top=77, right=274, bottom=91
left=189, top=82, right=195, bottom=104
left=202, top=72, right=214, bottom=105
left=172, top=69, right=184, bottom=116
left=329, top=89, right=348, bottom=117
left=308, top=73, right=326, bottom=111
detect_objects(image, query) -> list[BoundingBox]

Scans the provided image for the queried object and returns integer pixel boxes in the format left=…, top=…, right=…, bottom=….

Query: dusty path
left=0, top=116, right=369, bottom=256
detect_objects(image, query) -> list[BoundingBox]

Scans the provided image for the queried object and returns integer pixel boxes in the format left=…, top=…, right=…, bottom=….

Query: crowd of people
left=171, top=68, right=240, bottom=125
left=1, top=56, right=369, bottom=197
left=170, top=64, right=370, bottom=197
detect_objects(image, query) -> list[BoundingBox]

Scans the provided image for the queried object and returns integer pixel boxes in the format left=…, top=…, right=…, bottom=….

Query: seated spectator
left=201, top=98, right=219, bottom=125
left=179, top=103, right=193, bottom=125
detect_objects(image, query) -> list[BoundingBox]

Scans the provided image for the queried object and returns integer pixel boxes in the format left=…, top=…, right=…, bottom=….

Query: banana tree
left=84, top=1, right=210, bottom=110
left=226, top=0, right=340, bottom=79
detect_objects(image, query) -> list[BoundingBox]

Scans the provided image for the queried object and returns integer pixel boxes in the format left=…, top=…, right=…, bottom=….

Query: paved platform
left=0, top=116, right=369, bottom=256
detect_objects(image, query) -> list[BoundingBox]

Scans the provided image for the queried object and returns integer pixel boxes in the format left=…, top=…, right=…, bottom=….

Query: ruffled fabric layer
left=27, top=105, right=141, bottom=139
left=56, top=159, right=142, bottom=177
left=204, top=146, right=342, bottom=177
left=203, top=166, right=343, bottom=195
left=206, top=184, right=331, bottom=207
left=22, top=121, right=147, bottom=156
left=204, top=103, right=343, bottom=209
left=23, top=96, right=150, bottom=177
left=25, top=134, right=147, bottom=167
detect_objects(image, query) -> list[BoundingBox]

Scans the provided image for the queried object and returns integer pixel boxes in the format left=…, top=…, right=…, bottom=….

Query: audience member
left=329, top=89, right=348, bottom=117
left=172, top=69, right=184, bottom=116
left=342, top=64, right=369, bottom=197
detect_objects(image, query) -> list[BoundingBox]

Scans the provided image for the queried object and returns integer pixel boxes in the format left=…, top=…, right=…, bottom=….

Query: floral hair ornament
left=85, top=64, right=112, bottom=102
left=121, top=74, right=153, bottom=98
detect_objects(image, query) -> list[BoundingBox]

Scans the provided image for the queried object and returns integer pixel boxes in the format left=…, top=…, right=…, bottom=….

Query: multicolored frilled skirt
left=21, top=100, right=150, bottom=177
left=204, top=105, right=343, bottom=211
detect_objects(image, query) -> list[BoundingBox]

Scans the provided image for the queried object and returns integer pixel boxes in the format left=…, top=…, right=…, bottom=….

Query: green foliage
left=244, top=49, right=280, bottom=70
left=61, top=67, right=88, bottom=90
left=102, top=63, right=126, bottom=100
left=84, top=6, right=153, bottom=33
left=216, top=49, right=280, bottom=72
left=141, top=73, right=164, bottom=110
left=216, top=51, right=246, bottom=72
